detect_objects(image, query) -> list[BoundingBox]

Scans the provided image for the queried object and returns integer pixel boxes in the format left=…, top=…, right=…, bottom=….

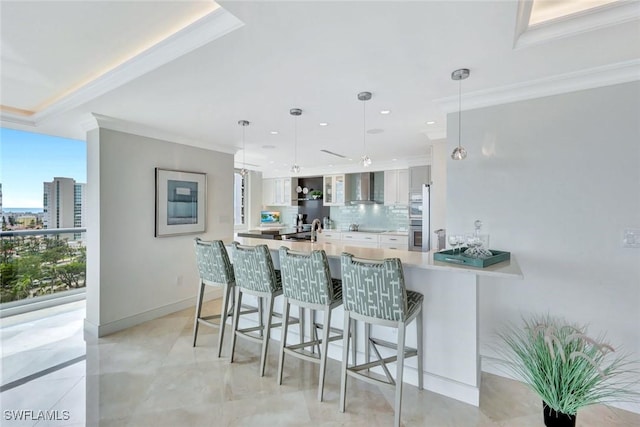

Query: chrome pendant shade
left=238, top=119, right=250, bottom=176
left=451, top=68, right=470, bottom=161
left=358, top=91, right=372, bottom=167
left=290, top=108, right=302, bottom=174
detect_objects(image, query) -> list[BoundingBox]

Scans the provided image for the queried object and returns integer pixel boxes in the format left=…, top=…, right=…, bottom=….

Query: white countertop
left=227, top=236, right=523, bottom=279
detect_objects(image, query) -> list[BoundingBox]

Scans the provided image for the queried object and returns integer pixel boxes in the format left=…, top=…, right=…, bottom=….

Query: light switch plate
left=623, top=229, right=640, bottom=248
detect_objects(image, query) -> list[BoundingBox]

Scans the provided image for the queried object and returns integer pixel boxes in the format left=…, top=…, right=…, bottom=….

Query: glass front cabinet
left=323, top=174, right=348, bottom=206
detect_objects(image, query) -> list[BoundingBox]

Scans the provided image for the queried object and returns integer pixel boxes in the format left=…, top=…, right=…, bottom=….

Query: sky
left=1, top=128, right=86, bottom=209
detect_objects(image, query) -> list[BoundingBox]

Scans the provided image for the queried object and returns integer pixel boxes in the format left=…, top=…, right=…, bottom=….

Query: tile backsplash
left=328, top=205, right=409, bottom=231
left=261, top=204, right=409, bottom=231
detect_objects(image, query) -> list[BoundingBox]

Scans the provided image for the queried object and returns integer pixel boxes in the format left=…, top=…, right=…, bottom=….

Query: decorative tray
left=433, top=248, right=510, bottom=268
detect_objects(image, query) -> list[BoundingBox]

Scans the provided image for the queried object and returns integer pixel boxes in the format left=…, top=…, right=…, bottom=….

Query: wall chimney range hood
left=348, top=172, right=384, bottom=204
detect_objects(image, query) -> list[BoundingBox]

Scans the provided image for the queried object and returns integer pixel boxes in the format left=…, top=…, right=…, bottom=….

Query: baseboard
left=84, top=288, right=223, bottom=338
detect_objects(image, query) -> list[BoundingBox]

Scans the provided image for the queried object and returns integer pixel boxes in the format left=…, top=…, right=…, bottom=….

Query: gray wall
left=446, top=81, right=640, bottom=411
left=86, top=128, right=233, bottom=335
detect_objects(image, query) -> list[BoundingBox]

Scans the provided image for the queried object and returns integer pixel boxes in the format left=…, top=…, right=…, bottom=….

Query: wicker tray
left=433, top=248, right=510, bottom=268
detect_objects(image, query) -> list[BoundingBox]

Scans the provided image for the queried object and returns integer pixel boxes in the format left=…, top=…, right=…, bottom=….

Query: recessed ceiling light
left=319, top=122, right=329, bottom=126
left=348, top=158, right=353, bottom=161
left=270, top=131, right=279, bottom=135
left=262, top=144, right=276, bottom=149
left=380, top=110, right=391, bottom=115
left=328, top=164, right=333, bottom=167
left=392, top=158, right=397, bottom=161
left=427, top=121, right=435, bottom=125
left=269, top=161, right=275, bottom=164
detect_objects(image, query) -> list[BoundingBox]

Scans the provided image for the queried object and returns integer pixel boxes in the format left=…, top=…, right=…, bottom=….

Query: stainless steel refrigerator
left=408, top=184, right=430, bottom=252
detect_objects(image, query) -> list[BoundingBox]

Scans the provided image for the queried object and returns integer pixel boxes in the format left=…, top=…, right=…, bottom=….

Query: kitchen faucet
left=310, top=218, right=322, bottom=242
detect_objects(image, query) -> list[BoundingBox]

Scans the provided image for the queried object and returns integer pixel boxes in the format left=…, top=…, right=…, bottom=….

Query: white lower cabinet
left=341, top=232, right=379, bottom=248
left=379, top=234, right=409, bottom=250
left=317, top=231, right=408, bottom=249
left=318, top=231, right=342, bottom=241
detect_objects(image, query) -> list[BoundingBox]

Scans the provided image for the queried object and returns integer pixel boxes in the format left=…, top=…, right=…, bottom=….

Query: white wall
left=247, top=170, right=262, bottom=229
left=86, top=128, right=233, bottom=335
left=430, top=139, right=448, bottom=248
left=446, top=81, right=640, bottom=411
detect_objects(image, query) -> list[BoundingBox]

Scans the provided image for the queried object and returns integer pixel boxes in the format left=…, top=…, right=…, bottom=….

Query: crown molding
left=31, top=7, right=243, bottom=124
left=515, top=1, right=640, bottom=49
left=0, top=113, right=36, bottom=127
left=434, top=59, right=640, bottom=114
left=87, top=113, right=237, bottom=155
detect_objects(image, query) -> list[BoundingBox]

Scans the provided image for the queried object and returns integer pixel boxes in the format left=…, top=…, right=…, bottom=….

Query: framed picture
left=155, top=168, right=207, bottom=237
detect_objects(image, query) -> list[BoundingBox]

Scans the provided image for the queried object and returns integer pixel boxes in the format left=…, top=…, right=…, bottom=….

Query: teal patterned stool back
left=279, top=247, right=334, bottom=305
left=194, top=238, right=234, bottom=285
left=231, top=242, right=279, bottom=293
left=340, top=253, right=408, bottom=322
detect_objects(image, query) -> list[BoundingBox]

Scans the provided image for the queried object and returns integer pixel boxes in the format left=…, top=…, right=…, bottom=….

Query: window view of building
left=42, top=177, right=86, bottom=229
left=1, top=129, right=87, bottom=304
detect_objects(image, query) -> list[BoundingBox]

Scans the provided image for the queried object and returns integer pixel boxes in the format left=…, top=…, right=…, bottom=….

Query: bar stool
left=229, top=242, right=299, bottom=377
left=193, top=238, right=237, bottom=357
left=339, top=252, right=424, bottom=427
left=277, top=247, right=355, bottom=401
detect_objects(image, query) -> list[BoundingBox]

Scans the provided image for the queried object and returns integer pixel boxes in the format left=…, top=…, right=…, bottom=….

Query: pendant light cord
left=458, top=77, right=462, bottom=149
left=294, top=114, right=297, bottom=164
left=363, top=99, right=366, bottom=152
left=243, top=125, right=246, bottom=167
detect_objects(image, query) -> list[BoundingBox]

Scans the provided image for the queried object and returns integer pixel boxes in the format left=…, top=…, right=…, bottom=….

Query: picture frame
left=155, top=168, right=206, bottom=237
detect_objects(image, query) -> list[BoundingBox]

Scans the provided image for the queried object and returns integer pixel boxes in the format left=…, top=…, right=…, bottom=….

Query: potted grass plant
left=498, top=315, right=638, bottom=427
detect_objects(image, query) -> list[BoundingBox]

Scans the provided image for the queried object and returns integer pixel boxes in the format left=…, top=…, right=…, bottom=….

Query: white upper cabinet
left=263, top=177, right=296, bottom=206
left=262, top=178, right=276, bottom=206
left=384, top=169, right=409, bottom=206
left=323, top=174, right=348, bottom=206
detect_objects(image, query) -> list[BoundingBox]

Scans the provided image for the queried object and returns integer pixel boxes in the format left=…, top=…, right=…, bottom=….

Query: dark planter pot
left=543, top=402, right=576, bottom=427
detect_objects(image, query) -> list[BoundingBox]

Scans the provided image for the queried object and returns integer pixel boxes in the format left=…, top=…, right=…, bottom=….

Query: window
left=234, top=170, right=246, bottom=227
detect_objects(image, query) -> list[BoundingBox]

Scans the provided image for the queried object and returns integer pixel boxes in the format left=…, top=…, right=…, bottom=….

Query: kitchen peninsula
left=227, top=236, right=523, bottom=407
left=237, top=228, right=311, bottom=241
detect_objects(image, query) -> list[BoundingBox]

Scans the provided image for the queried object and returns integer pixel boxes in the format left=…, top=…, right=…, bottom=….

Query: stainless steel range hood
left=347, top=171, right=384, bottom=204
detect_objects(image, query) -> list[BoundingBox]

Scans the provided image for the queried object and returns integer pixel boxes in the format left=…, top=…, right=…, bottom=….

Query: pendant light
left=238, top=119, right=250, bottom=176
left=358, top=91, right=372, bottom=167
left=290, top=108, right=302, bottom=174
left=451, top=68, right=470, bottom=160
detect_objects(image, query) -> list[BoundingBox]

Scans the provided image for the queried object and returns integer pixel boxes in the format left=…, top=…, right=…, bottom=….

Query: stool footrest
left=351, top=354, right=402, bottom=373
left=197, top=316, right=222, bottom=329
left=346, top=369, right=397, bottom=390
left=283, top=347, right=321, bottom=364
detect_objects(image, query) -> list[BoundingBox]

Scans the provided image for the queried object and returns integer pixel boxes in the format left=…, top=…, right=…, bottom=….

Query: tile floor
left=1, top=299, right=639, bottom=426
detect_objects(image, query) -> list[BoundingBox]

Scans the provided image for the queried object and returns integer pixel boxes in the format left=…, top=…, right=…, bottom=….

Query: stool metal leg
left=230, top=288, right=243, bottom=364
left=417, top=308, right=424, bottom=390
left=258, top=297, right=264, bottom=338
left=217, top=282, right=233, bottom=357
left=364, top=322, right=371, bottom=368
left=317, top=306, right=332, bottom=402
left=259, top=294, right=275, bottom=377
left=339, top=311, right=351, bottom=413
left=351, top=319, right=357, bottom=367
left=192, top=280, right=206, bottom=347
left=394, top=323, right=406, bottom=427
left=277, top=298, right=291, bottom=385
left=298, top=306, right=304, bottom=344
